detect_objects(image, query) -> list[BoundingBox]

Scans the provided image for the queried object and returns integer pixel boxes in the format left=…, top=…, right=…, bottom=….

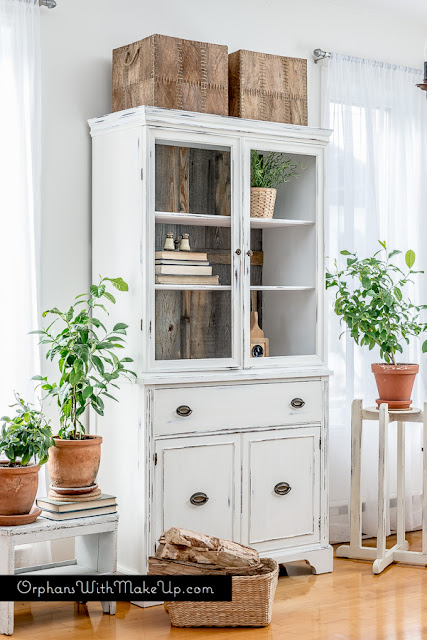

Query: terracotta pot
left=371, top=363, right=419, bottom=410
left=48, top=435, right=102, bottom=489
left=0, top=463, right=40, bottom=515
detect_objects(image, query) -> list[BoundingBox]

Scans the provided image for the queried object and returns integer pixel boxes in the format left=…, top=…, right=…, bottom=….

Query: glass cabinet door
left=149, top=132, right=241, bottom=369
left=245, top=142, right=321, bottom=366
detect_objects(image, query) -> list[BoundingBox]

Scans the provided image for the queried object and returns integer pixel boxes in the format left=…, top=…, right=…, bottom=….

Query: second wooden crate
left=113, top=34, right=228, bottom=115
left=228, top=49, right=307, bottom=125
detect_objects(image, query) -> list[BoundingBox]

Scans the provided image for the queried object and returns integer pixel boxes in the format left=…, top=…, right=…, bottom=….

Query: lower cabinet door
left=242, top=427, right=321, bottom=552
left=154, top=434, right=241, bottom=546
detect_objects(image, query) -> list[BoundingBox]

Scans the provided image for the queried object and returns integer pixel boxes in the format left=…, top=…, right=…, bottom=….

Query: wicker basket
left=250, top=187, right=277, bottom=218
left=164, top=558, right=279, bottom=627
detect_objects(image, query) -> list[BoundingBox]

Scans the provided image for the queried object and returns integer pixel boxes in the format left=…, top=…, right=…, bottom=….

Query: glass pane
left=250, top=226, right=316, bottom=287
left=155, top=221, right=232, bottom=361
left=155, top=223, right=231, bottom=286
left=250, top=290, right=316, bottom=359
left=155, top=143, right=231, bottom=216
left=155, top=290, right=232, bottom=360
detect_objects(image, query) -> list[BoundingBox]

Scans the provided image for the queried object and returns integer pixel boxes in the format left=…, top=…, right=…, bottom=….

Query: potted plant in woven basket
left=0, top=393, right=54, bottom=522
left=250, top=150, right=302, bottom=219
left=326, top=241, right=427, bottom=409
left=32, top=276, right=136, bottom=492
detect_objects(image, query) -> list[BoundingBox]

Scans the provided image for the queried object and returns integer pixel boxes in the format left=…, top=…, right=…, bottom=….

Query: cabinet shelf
left=156, top=212, right=231, bottom=227
left=155, top=211, right=314, bottom=229
left=155, top=284, right=232, bottom=291
left=249, top=218, right=314, bottom=229
left=250, top=286, right=315, bottom=291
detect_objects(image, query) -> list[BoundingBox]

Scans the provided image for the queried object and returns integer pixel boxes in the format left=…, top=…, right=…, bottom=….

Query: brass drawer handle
left=274, top=482, right=291, bottom=496
left=176, top=405, right=192, bottom=417
left=291, top=397, right=305, bottom=409
left=190, top=492, right=209, bottom=506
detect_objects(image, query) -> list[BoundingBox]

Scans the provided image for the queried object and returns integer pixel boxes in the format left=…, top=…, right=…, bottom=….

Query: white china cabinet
left=89, top=106, right=333, bottom=581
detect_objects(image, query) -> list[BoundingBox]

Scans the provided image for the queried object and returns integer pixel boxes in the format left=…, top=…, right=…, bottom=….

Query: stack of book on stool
left=155, top=250, right=219, bottom=285
left=36, top=493, right=117, bottom=521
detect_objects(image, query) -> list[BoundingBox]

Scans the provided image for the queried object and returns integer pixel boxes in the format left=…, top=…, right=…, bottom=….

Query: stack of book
left=36, top=494, right=117, bottom=521
left=155, top=251, right=219, bottom=285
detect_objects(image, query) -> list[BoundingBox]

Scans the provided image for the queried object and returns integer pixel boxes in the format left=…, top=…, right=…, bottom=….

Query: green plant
left=0, top=393, right=54, bottom=466
left=32, top=276, right=136, bottom=440
left=250, top=150, right=303, bottom=189
left=326, top=241, right=427, bottom=365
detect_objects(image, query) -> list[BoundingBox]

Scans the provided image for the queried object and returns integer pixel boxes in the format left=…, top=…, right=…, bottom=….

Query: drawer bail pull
left=274, top=482, right=292, bottom=496
left=190, top=492, right=209, bottom=506
left=176, top=405, right=192, bottom=417
left=291, top=397, right=305, bottom=409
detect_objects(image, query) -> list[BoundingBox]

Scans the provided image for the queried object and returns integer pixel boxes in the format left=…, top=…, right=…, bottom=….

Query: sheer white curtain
left=0, top=0, right=49, bottom=564
left=322, top=54, right=427, bottom=542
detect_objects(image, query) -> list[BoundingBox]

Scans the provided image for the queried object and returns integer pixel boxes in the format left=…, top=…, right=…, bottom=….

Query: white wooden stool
left=0, top=513, right=118, bottom=635
left=336, top=400, right=427, bottom=574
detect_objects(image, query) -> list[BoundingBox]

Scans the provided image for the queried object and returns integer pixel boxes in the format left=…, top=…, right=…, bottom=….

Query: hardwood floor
left=12, top=532, right=427, bottom=640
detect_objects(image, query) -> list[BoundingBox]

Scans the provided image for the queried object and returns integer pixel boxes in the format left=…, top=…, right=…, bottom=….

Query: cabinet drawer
left=154, top=435, right=240, bottom=543
left=153, top=381, right=322, bottom=436
left=242, top=427, right=320, bottom=551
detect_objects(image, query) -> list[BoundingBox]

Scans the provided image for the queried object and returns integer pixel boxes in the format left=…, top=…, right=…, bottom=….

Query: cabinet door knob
left=176, top=405, right=192, bottom=417
left=235, top=248, right=241, bottom=256
left=190, top=492, right=209, bottom=506
left=247, top=250, right=253, bottom=257
left=291, top=397, right=305, bottom=409
left=274, top=482, right=291, bottom=496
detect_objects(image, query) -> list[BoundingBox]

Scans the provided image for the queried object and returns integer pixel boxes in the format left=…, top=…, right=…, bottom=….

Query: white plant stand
left=0, top=513, right=118, bottom=635
left=336, top=400, right=427, bottom=574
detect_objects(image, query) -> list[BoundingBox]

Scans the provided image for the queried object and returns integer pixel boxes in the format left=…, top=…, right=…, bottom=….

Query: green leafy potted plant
left=326, top=241, right=427, bottom=409
left=0, top=394, right=53, bottom=517
left=250, top=150, right=302, bottom=219
left=32, top=276, right=136, bottom=491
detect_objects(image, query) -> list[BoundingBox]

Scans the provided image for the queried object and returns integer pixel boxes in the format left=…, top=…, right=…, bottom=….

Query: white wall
left=39, top=0, right=427, bottom=336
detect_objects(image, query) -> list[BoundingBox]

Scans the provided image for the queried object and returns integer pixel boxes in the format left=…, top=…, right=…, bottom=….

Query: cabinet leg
left=0, top=538, right=14, bottom=635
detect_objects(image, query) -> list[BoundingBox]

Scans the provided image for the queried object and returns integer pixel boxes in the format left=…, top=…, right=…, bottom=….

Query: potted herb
left=250, top=150, right=302, bottom=219
left=0, top=394, right=53, bottom=516
left=326, top=241, right=427, bottom=409
left=32, top=276, right=136, bottom=491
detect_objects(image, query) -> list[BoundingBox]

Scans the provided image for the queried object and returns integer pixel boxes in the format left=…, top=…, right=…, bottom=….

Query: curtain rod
left=313, top=49, right=331, bottom=63
left=40, top=0, right=57, bottom=8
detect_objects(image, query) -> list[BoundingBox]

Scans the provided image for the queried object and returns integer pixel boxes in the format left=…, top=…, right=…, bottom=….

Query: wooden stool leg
left=397, top=421, right=408, bottom=550
left=423, top=404, right=427, bottom=555
left=373, top=403, right=389, bottom=574
left=0, top=538, right=14, bottom=635
left=350, top=399, right=363, bottom=548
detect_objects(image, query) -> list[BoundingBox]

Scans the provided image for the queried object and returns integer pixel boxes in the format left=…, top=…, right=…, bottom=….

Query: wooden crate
left=112, top=34, right=228, bottom=115
left=228, top=49, right=307, bottom=125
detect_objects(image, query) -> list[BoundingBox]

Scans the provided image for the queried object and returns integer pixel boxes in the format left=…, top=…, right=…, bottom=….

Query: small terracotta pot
left=0, top=463, right=40, bottom=515
left=48, top=435, right=102, bottom=489
left=371, top=363, right=419, bottom=410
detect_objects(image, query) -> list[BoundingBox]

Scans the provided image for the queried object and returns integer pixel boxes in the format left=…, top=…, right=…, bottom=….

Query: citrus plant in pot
left=250, top=150, right=303, bottom=219
left=0, top=394, right=53, bottom=519
left=32, top=276, right=136, bottom=492
left=326, top=241, right=427, bottom=409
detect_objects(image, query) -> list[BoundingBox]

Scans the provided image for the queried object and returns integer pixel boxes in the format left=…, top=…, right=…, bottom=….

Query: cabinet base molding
left=262, top=544, right=333, bottom=575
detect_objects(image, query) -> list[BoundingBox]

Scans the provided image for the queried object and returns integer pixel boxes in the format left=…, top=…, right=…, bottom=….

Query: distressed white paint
left=336, top=402, right=427, bottom=575
left=0, top=515, right=118, bottom=634
left=90, top=111, right=333, bottom=585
